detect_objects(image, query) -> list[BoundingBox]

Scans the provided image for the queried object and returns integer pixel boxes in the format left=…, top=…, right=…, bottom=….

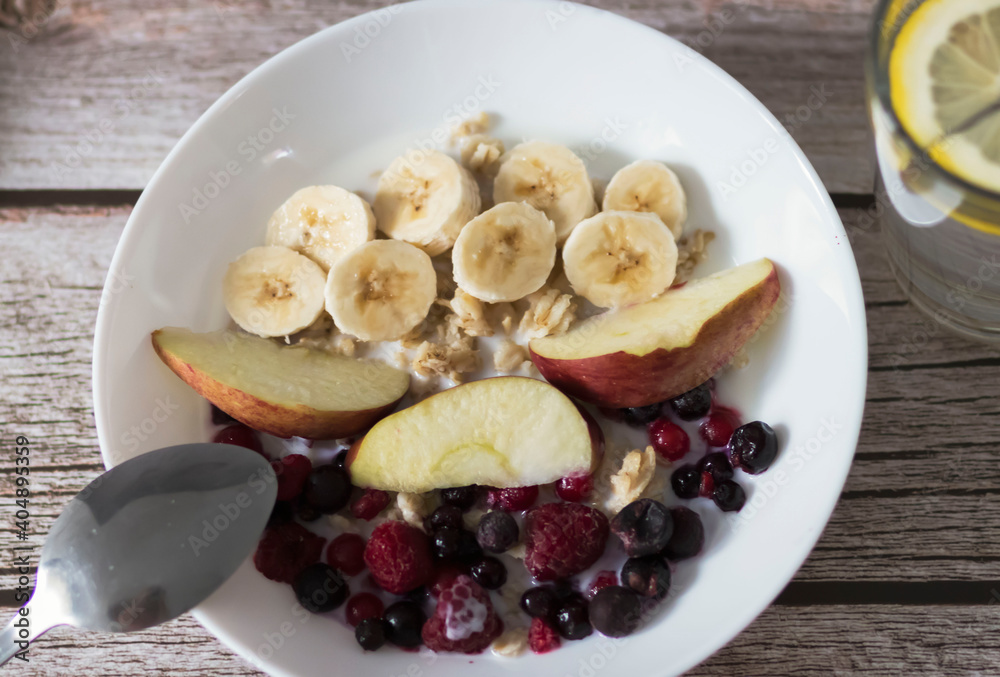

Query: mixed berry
left=209, top=375, right=779, bottom=658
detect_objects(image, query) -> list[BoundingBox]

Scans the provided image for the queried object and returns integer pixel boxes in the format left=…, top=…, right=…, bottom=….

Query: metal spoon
left=0, top=443, right=276, bottom=665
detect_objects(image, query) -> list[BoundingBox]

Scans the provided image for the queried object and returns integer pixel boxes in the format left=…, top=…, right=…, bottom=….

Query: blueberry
left=621, top=555, right=671, bottom=601
left=294, top=495, right=322, bottom=522
left=669, top=383, right=712, bottom=421
left=210, top=404, right=236, bottom=425
left=425, top=504, right=464, bottom=532
left=697, top=451, right=734, bottom=483
left=554, top=593, right=592, bottom=640
left=303, top=465, right=352, bottom=514
left=476, top=510, right=518, bottom=553
left=267, top=500, right=294, bottom=527
left=610, top=498, right=674, bottom=557
left=713, top=480, right=746, bottom=512
left=405, top=586, right=429, bottom=603
left=355, top=617, right=387, bottom=651
left=293, top=563, right=349, bottom=613
left=383, top=600, right=426, bottom=648
left=520, top=586, right=558, bottom=619
left=662, top=507, right=704, bottom=561
left=552, top=578, right=576, bottom=600
left=431, top=527, right=461, bottom=560
left=456, top=529, right=483, bottom=563
left=470, top=556, right=507, bottom=590
left=620, top=403, right=662, bottom=427
left=589, top=586, right=642, bottom=637
left=730, top=421, right=778, bottom=474
left=440, top=485, right=480, bottom=511
left=671, top=465, right=701, bottom=499
left=332, top=450, right=348, bottom=469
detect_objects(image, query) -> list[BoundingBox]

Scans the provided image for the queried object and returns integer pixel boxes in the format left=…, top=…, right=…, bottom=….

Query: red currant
left=648, top=418, right=690, bottom=462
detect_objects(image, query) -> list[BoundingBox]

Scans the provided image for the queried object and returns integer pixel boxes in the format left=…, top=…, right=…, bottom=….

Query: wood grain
left=6, top=604, right=1000, bottom=675
left=0, top=0, right=875, bottom=193
left=6, top=204, right=1000, bottom=674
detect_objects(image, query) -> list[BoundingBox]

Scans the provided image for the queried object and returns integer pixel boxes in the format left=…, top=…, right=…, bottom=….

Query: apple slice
left=346, top=376, right=600, bottom=493
left=529, top=258, right=780, bottom=408
left=151, top=327, right=409, bottom=439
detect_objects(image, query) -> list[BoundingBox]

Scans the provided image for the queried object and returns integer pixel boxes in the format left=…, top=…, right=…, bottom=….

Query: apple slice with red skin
left=151, top=327, right=409, bottom=439
left=347, top=376, right=602, bottom=493
left=528, top=258, right=780, bottom=408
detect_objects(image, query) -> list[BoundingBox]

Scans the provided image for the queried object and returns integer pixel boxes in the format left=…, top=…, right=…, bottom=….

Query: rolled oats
left=518, top=287, right=576, bottom=340
left=494, top=339, right=530, bottom=374
left=606, top=446, right=658, bottom=515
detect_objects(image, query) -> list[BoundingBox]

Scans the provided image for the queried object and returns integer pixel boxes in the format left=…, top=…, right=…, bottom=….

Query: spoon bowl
left=0, top=443, right=275, bottom=663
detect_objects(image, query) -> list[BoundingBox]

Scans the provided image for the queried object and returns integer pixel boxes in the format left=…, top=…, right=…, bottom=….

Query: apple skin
left=152, top=332, right=404, bottom=440
left=529, top=263, right=780, bottom=408
left=578, top=405, right=606, bottom=473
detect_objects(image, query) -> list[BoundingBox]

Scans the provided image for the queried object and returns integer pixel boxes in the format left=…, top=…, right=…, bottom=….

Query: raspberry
left=421, top=575, right=503, bottom=654
left=528, top=617, right=561, bottom=654
left=523, top=502, right=609, bottom=581
left=429, top=564, right=465, bottom=597
left=346, top=592, right=385, bottom=627
left=363, top=521, right=433, bottom=594
left=587, top=570, right=619, bottom=599
left=486, top=485, right=539, bottom=512
left=271, top=454, right=312, bottom=501
left=327, top=533, right=366, bottom=576
left=351, top=488, right=391, bottom=520
left=253, top=522, right=324, bottom=584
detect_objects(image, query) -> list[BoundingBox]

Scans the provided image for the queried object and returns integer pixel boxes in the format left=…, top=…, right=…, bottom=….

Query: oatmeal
left=517, top=287, right=577, bottom=340
left=461, top=134, right=505, bottom=175
left=605, top=446, right=658, bottom=515
left=675, top=229, right=715, bottom=284
left=491, top=627, right=529, bottom=657
left=443, top=288, right=494, bottom=337
left=397, top=492, right=433, bottom=531
left=450, top=111, right=490, bottom=140
left=493, top=339, right=530, bottom=374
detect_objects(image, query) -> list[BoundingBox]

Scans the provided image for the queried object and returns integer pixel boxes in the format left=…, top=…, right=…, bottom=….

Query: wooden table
left=4, top=0, right=1000, bottom=674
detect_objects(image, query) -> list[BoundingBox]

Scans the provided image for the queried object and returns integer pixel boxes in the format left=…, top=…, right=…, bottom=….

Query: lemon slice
left=890, top=0, right=1000, bottom=192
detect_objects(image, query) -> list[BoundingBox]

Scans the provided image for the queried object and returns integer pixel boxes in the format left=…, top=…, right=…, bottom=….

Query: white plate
left=92, top=1, right=868, bottom=675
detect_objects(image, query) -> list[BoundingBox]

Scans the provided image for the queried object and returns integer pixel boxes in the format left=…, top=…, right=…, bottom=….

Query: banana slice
left=223, top=246, right=327, bottom=338
left=492, top=141, right=597, bottom=243
left=452, top=202, right=557, bottom=303
left=325, top=240, right=437, bottom=341
left=266, top=185, right=375, bottom=270
left=562, top=211, right=678, bottom=309
left=373, top=150, right=481, bottom=256
left=602, top=160, right=687, bottom=239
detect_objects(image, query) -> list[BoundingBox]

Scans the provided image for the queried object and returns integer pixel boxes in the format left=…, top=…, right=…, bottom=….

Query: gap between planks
left=0, top=580, right=996, bottom=609
left=0, top=190, right=874, bottom=209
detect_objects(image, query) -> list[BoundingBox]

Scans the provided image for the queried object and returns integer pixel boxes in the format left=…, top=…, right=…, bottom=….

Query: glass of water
left=866, top=0, right=1000, bottom=342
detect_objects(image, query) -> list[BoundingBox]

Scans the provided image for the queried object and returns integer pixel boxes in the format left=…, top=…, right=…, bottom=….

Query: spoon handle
left=0, top=604, right=58, bottom=667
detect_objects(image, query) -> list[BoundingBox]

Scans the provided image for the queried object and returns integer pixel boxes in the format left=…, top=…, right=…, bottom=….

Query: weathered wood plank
left=7, top=604, right=1000, bottom=675
left=693, top=605, right=1000, bottom=675
left=0, top=0, right=874, bottom=192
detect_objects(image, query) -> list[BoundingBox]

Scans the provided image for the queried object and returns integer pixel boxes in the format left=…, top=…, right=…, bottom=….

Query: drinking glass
left=866, top=0, right=1000, bottom=342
